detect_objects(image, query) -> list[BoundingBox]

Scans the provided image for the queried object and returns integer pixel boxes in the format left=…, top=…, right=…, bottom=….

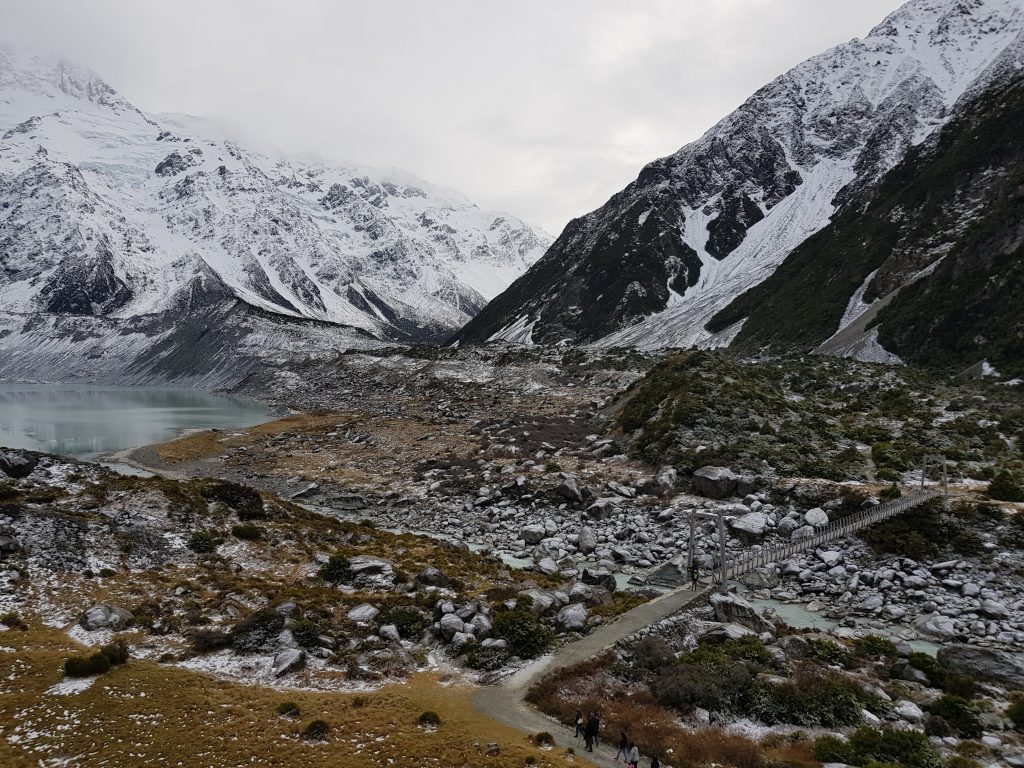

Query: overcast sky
left=1, top=0, right=903, bottom=234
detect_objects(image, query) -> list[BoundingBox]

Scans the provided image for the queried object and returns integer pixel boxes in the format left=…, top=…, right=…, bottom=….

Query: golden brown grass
left=0, top=624, right=584, bottom=768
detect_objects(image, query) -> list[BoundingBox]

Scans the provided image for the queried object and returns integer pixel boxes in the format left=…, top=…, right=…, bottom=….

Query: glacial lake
left=0, top=383, right=272, bottom=460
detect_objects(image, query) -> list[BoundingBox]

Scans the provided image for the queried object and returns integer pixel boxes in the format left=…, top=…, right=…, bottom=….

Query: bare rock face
left=692, top=466, right=738, bottom=499
left=0, top=450, right=38, bottom=479
left=937, top=645, right=1024, bottom=688
left=80, top=603, right=134, bottom=631
left=272, top=648, right=306, bottom=677
left=709, top=592, right=775, bottom=635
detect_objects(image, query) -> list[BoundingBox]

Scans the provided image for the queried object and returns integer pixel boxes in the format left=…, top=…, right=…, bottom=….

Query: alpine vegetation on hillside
left=456, top=0, right=1024, bottom=356
left=0, top=45, right=550, bottom=383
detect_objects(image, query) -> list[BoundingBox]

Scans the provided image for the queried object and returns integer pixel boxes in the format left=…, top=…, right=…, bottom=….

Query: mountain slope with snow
left=0, top=45, right=550, bottom=382
left=456, top=0, right=1024, bottom=350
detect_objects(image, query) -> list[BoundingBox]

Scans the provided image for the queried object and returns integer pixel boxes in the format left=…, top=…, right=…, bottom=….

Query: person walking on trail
left=574, top=709, right=584, bottom=740
left=651, top=754, right=660, bottom=768
left=689, top=563, right=700, bottom=591
left=584, top=713, right=599, bottom=753
left=615, top=731, right=629, bottom=761
left=593, top=712, right=601, bottom=747
left=627, top=742, right=640, bottom=768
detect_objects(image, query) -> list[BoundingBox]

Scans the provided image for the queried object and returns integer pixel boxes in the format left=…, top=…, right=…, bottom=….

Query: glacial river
left=0, top=383, right=272, bottom=460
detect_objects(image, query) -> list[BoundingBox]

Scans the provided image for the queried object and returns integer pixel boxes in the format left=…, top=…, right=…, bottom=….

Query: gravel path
left=473, top=584, right=704, bottom=767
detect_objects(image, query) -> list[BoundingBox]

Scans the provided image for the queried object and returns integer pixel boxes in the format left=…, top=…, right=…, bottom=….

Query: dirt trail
left=473, top=585, right=703, bottom=766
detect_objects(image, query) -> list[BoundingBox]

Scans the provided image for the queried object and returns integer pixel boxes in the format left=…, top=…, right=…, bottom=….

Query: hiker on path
left=689, top=563, right=700, bottom=591
left=627, top=742, right=640, bottom=768
left=574, top=710, right=584, bottom=740
left=584, top=713, right=599, bottom=752
left=593, top=712, right=601, bottom=747
left=651, top=754, right=660, bottom=768
left=615, top=731, right=628, bottom=762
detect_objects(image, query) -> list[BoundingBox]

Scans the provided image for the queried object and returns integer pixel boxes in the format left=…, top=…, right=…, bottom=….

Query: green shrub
left=0, top=611, right=27, bottom=631
left=876, top=467, right=901, bottom=482
left=231, top=523, right=263, bottom=540
left=276, top=701, right=301, bottom=718
left=187, top=531, right=218, bottom=554
left=853, top=634, right=898, bottom=659
left=987, top=471, right=1024, bottom=502
left=814, top=726, right=941, bottom=768
left=1008, top=699, right=1024, bottom=730
left=417, top=711, right=441, bottom=728
left=199, top=479, right=265, bottom=519
left=908, top=652, right=976, bottom=697
left=880, top=482, right=902, bottom=501
left=64, top=652, right=111, bottom=677
left=291, top=618, right=321, bottom=649
left=318, top=554, right=352, bottom=584
left=192, top=629, right=231, bottom=652
left=466, top=644, right=511, bottom=671
left=491, top=609, right=553, bottom=660
left=231, top=609, right=285, bottom=653
left=654, top=662, right=751, bottom=713
left=100, top=639, right=130, bottom=666
left=807, top=638, right=853, bottom=667
left=927, top=695, right=983, bottom=739
left=379, top=606, right=428, bottom=639
left=533, top=732, right=554, bottom=746
left=742, top=670, right=875, bottom=728
left=301, top=719, right=329, bottom=741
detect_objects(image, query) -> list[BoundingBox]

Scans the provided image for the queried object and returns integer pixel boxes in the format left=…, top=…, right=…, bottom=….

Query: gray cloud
left=0, top=0, right=902, bottom=233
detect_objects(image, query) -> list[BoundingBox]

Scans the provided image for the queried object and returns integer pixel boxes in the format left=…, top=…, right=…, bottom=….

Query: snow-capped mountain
left=0, top=44, right=550, bottom=382
left=457, top=0, right=1024, bottom=352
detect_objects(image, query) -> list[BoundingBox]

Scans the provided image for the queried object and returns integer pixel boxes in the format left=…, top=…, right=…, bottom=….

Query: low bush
left=417, top=711, right=441, bottom=728
left=806, top=638, right=853, bottom=667
left=533, top=732, right=554, bottom=746
left=379, top=606, right=428, bottom=639
left=230, top=523, right=263, bottom=540
left=814, top=726, right=941, bottom=768
left=276, top=701, right=300, bottom=718
left=301, top=719, right=329, bottom=741
left=291, top=618, right=321, bottom=649
left=100, top=639, right=130, bottom=665
left=466, top=645, right=511, bottom=671
left=0, top=611, right=27, bottom=631
left=318, top=554, right=352, bottom=584
left=927, top=695, right=983, bottom=739
left=187, top=531, right=218, bottom=554
left=852, top=634, right=897, bottom=659
left=1008, top=698, right=1024, bottom=730
left=743, top=669, right=877, bottom=728
left=199, top=479, right=265, bottom=520
left=492, top=609, right=554, bottom=660
left=192, top=629, right=231, bottom=652
left=231, top=609, right=285, bottom=653
left=908, top=652, right=976, bottom=697
left=64, top=652, right=111, bottom=677
left=987, top=471, right=1024, bottom=502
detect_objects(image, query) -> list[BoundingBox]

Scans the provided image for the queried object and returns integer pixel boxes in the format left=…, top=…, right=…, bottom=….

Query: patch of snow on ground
left=45, top=676, right=97, bottom=696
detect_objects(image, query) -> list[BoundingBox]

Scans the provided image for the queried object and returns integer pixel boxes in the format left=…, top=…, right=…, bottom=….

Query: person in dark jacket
left=574, top=709, right=584, bottom=739
left=615, top=731, right=629, bottom=761
left=651, top=754, right=660, bottom=768
left=584, top=713, right=599, bottom=752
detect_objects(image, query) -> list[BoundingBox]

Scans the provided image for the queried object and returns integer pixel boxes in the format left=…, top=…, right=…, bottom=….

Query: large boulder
left=577, top=526, right=598, bottom=555
left=709, top=592, right=775, bottom=635
left=415, top=566, right=449, bottom=587
left=272, top=648, right=306, bottom=677
left=439, top=612, right=466, bottom=640
left=692, top=466, right=738, bottom=499
left=556, top=603, right=589, bottom=632
left=936, top=645, right=1024, bottom=688
left=730, top=512, right=768, bottom=537
left=568, top=581, right=613, bottom=607
left=555, top=475, right=585, bottom=503
left=80, top=603, right=134, bottom=631
left=913, top=612, right=957, bottom=640
left=348, top=556, right=395, bottom=589
left=519, top=524, right=547, bottom=545
left=804, top=508, right=829, bottom=528
left=580, top=568, right=617, bottom=593
left=346, top=603, right=380, bottom=624
left=586, top=498, right=619, bottom=520
left=0, top=450, right=38, bottom=479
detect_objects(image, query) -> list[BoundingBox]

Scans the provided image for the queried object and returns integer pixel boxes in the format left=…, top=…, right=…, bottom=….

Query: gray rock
left=519, top=524, right=546, bottom=545
left=586, top=498, right=619, bottom=520
left=913, top=612, right=957, bottom=640
left=0, top=450, right=38, bottom=479
left=346, top=603, right=380, bottom=624
left=272, top=648, right=306, bottom=677
left=709, top=592, right=775, bottom=635
left=556, top=603, right=589, bottom=632
left=580, top=568, right=617, bottom=593
left=439, top=612, right=466, bottom=640
left=936, top=645, right=1024, bottom=688
left=578, top=526, right=597, bottom=554
left=415, top=566, right=450, bottom=587
left=568, top=582, right=613, bottom=607
left=731, top=512, right=768, bottom=537
left=697, top=623, right=756, bottom=642
left=555, top=475, right=585, bottom=503
left=895, top=700, right=924, bottom=723
left=470, top=614, right=493, bottom=639
left=804, top=508, right=829, bottom=528
left=979, top=599, right=1010, bottom=619
left=379, top=624, right=402, bottom=643
left=692, top=466, right=738, bottom=499
left=450, top=631, right=476, bottom=651
left=80, top=603, right=134, bottom=631
left=535, top=557, right=560, bottom=575
left=348, top=555, right=395, bottom=589
left=791, top=525, right=816, bottom=540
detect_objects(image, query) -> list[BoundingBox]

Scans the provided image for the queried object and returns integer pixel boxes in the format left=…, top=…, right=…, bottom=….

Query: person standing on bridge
left=689, top=563, right=700, bottom=591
